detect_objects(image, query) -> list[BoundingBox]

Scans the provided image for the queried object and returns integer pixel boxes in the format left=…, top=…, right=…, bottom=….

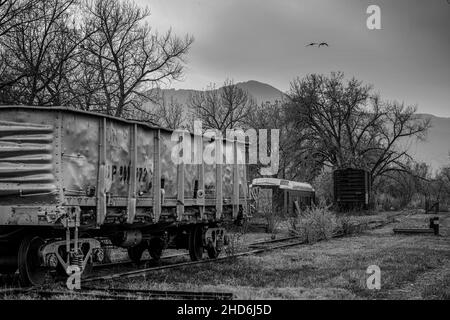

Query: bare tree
left=245, top=100, right=321, bottom=181
left=189, top=79, right=256, bottom=133
left=153, top=94, right=185, bottom=129
left=287, top=72, right=431, bottom=182
left=0, top=0, right=37, bottom=37
left=424, top=164, right=450, bottom=211
left=81, top=0, right=193, bottom=118
left=0, top=0, right=193, bottom=115
left=0, top=0, right=85, bottom=105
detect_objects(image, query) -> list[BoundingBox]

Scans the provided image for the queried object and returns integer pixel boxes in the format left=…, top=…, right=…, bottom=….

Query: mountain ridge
left=147, top=80, right=449, bottom=172
left=157, top=80, right=285, bottom=105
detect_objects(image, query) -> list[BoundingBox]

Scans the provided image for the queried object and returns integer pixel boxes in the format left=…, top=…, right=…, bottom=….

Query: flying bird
left=306, top=42, right=318, bottom=47
left=318, top=42, right=329, bottom=47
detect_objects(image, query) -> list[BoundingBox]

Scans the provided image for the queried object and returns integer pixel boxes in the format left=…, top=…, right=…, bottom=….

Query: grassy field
left=101, top=212, right=450, bottom=300
left=1, top=211, right=449, bottom=300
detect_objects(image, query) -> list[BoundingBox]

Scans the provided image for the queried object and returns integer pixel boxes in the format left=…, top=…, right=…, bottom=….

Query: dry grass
left=100, top=213, right=450, bottom=300
left=2, top=212, right=449, bottom=300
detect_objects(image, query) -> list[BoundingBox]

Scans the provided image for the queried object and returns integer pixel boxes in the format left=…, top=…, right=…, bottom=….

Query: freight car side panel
left=203, top=137, right=216, bottom=199
left=222, top=142, right=233, bottom=200
left=136, top=126, right=154, bottom=198
left=0, top=106, right=250, bottom=227
left=61, top=113, right=99, bottom=197
left=184, top=134, right=199, bottom=199
left=160, top=132, right=178, bottom=199
left=237, top=142, right=246, bottom=198
left=238, top=164, right=246, bottom=198
left=0, top=110, right=60, bottom=206
left=204, top=164, right=216, bottom=199
left=106, top=121, right=131, bottom=197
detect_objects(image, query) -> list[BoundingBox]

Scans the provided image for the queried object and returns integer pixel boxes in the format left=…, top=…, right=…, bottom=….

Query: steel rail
left=93, top=236, right=304, bottom=269
left=0, top=212, right=405, bottom=300
left=83, top=238, right=308, bottom=283
left=93, top=253, right=189, bottom=269
left=84, top=213, right=405, bottom=284
left=248, top=235, right=303, bottom=247
left=91, top=213, right=404, bottom=270
left=81, top=286, right=233, bottom=300
left=0, top=287, right=233, bottom=300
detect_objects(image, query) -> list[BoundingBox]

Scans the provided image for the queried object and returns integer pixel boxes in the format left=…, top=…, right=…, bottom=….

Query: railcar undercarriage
left=0, top=219, right=230, bottom=286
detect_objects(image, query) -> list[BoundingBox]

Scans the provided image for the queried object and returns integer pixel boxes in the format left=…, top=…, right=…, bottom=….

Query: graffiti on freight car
left=205, top=184, right=215, bottom=196
left=106, top=163, right=153, bottom=193
left=107, top=164, right=152, bottom=183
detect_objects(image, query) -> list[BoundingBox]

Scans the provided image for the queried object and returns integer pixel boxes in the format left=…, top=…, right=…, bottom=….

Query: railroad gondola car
left=0, top=106, right=249, bottom=286
left=250, top=178, right=315, bottom=218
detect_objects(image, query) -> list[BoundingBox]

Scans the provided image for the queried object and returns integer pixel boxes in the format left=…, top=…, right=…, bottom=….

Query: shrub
left=313, top=171, right=334, bottom=206
left=223, top=222, right=249, bottom=257
left=374, top=193, right=402, bottom=211
left=290, top=206, right=337, bottom=244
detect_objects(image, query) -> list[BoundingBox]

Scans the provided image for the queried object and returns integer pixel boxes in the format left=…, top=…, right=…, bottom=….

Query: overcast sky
left=136, top=0, right=450, bottom=117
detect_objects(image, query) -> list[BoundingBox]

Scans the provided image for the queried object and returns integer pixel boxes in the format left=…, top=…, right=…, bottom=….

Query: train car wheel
left=127, top=244, right=145, bottom=263
left=18, top=236, right=48, bottom=287
left=148, top=238, right=163, bottom=261
left=188, top=226, right=204, bottom=261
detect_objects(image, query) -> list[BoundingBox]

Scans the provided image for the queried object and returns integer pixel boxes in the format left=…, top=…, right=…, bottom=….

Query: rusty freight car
left=0, top=106, right=249, bottom=286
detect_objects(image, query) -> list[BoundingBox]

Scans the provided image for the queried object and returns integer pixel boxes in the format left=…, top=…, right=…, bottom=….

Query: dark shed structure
left=333, top=168, right=372, bottom=211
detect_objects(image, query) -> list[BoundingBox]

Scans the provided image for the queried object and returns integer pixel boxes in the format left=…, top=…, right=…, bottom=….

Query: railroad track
left=248, top=235, right=303, bottom=248
left=81, top=287, right=233, bottom=300
left=92, top=236, right=303, bottom=271
left=0, top=287, right=233, bottom=300
left=84, top=212, right=406, bottom=284
left=1, top=213, right=405, bottom=300
left=93, top=253, right=189, bottom=269
left=91, top=212, right=405, bottom=271
left=82, top=236, right=308, bottom=284
left=0, top=236, right=306, bottom=297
